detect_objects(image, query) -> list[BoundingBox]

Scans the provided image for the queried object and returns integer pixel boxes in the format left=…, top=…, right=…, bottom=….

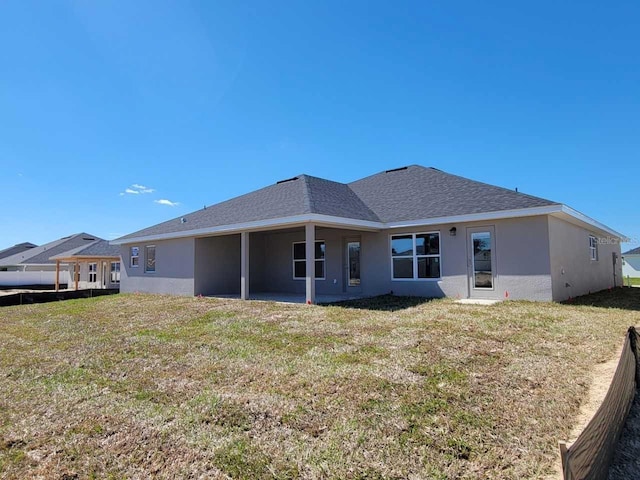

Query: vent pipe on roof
left=276, top=176, right=299, bottom=184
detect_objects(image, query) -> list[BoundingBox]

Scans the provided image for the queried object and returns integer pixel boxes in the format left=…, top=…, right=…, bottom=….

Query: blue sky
left=0, top=1, right=638, bottom=250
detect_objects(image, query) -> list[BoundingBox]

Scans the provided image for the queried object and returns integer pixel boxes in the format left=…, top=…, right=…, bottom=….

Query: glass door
left=347, top=241, right=361, bottom=287
left=468, top=227, right=496, bottom=296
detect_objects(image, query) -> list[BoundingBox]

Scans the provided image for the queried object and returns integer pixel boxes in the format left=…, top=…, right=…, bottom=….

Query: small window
left=589, top=235, right=598, bottom=261
left=391, top=232, right=441, bottom=280
left=145, top=245, right=156, bottom=273
left=130, top=246, right=139, bottom=267
left=110, top=262, right=121, bottom=284
left=88, top=263, right=97, bottom=283
left=293, top=241, right=325, bottom=279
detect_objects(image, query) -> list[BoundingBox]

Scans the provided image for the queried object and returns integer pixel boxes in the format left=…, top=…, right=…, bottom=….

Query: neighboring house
left=0, top=242, right=37, bottom=260
left=50, top=240, right=122, bottom=291
left=111, top=165, right=623, bottom=302
left=622, top=247, right=640, bottom=279
left=0, top=233, right=118, bottom=289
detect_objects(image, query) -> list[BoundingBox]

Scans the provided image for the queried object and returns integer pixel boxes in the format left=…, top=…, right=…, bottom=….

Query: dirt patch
left=546, top=345, right=623, bottom=479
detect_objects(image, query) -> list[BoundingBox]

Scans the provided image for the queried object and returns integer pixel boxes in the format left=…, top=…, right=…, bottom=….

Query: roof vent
left=276, top=176, right=299, bottom=184
left=385, top=166, right=408, bottom=173
left=180, top=217, right=187, bottom=224
left=82, top=237, right=96, bottom=241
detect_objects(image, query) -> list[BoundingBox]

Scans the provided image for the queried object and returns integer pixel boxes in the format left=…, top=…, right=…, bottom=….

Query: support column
left=305, top=223, right=316, bottom=304
left=241, top=231, right=250, bottom=300
left=75, top=260, right=79, bottom=291
left=55, top=260, right=60, bottom=292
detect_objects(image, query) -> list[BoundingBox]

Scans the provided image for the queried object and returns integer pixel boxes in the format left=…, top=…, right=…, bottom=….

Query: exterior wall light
left=449, top=227, right=457, bottom=236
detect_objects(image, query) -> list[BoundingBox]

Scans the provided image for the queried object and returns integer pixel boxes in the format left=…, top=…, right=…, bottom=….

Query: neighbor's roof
left=0, top=242, right=37, bottom=260
left=114, top=166, right=559, bottom=242
left=623, top=247, right=640, bottom=255
left=0, top=233, right=102, bottom=266
left=50, top=239, right=121, bottom=260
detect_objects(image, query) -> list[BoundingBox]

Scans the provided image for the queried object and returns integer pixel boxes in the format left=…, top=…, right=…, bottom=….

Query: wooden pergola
left=52, top=254, right=120, bottom=291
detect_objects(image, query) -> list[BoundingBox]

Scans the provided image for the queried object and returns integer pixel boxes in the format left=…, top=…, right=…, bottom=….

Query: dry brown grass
left=1, top=289, right=639, bottom=479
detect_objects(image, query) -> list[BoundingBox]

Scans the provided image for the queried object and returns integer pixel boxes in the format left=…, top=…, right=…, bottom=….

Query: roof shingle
left=115, top=165, right=559, bottom=241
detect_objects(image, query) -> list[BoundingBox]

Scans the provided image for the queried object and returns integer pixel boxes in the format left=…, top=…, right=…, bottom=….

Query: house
left=622, top=247, right=640, bottom=279
left=111, top=165, right=623, bottom=302
left=0, top=233, right=120, bottom=290
left=49, top=239, right=121, bottom=291
left=0, top=242, right=37, bottom=261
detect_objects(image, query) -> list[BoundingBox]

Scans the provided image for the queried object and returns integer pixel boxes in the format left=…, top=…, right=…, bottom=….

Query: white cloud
left=155, top=199, right=180, bottom=207
left=121, top=184, right=155, bottom=195
left=132, top=184, right=155, bottom=193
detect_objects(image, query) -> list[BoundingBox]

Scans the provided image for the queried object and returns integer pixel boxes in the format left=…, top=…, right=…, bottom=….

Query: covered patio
left=194, top=221, right=379, bottom=304
left=50, top=240, right=121, bottom=291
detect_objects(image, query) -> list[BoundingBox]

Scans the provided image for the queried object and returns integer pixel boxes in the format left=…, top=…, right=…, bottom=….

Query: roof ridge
left=300, top=175, right=314, bottom=213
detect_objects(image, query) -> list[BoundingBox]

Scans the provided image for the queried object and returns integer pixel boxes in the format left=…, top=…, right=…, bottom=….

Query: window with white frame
left=293, top=241, right=325, bottom=279
left=130, top=246, right=139, bottom=267
left=145, top=245, right=156, bottom=273
left=391, top=232, right=441, bottom=279
left=88, top=263, right=97, bottom=282
left=110, top=262, right=121, bottom=284
left=589, top=235, right=598, bottom=261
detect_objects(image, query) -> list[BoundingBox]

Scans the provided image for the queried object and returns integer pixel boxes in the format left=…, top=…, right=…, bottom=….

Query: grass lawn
left=1, top=290, right=639, bottom=479
left=624, top=277, right=640, bottom=286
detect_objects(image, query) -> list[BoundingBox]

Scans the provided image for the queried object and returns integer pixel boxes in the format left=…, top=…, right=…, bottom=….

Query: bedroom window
left=130, top=246, right=139, bottom=267
left=589, top=235, right=598, bottom=261
left=293, top=241, right=325, bottom=279
left=145, top=245, right=156, bottom=273
left=391, top=232, right=441, bottom=280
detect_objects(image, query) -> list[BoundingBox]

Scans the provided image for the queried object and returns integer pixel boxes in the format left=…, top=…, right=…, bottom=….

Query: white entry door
left=467, top=226, right=496, bottom=298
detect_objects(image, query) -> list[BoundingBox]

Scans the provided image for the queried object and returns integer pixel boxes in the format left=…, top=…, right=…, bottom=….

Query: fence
left=559, top=326, right=639, bottom=480
left=0, top=289, right=120, bottom=307
left=0, top=270, right=71, bottom=287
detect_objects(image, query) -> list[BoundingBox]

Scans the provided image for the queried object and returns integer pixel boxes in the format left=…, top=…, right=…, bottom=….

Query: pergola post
left=240, top=232, right=250, bottom=300
left=305, top=223, right=316, bottom=304
left=75, top=260, right=79, bottom=291
left=55, top=260, right=60, bottom=292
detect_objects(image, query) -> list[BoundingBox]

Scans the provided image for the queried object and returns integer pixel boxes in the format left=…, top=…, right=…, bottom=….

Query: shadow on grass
left=320, top=294, right=436, bottom=312
left=563, top=287, right=640, bottom=311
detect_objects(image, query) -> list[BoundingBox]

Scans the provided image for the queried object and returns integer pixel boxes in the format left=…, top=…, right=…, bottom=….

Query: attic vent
left=180, top=217, right=187, bottom=224
left=385, top=166, right=408, bottom=173
left=276, top=176, right=299, bottom=184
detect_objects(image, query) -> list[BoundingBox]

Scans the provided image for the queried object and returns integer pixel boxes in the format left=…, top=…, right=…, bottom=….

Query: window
left=130, top=246, right=139, bottom=267
left=88, top=263, right=97, bottom=282
left=391, top=232, right=440, bottom=280
left=589, top=235, right=598, bottom=261
left=110, top=262, right=121, bottom=284
left=145, top=245, right=156, bottom=273
left=293, top=241, right=325, bottom=279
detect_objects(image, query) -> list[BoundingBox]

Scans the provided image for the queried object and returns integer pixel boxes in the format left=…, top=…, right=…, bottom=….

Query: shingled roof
left=623, top=247, right=640, bottom=255
left=0, top=242, right=37, bottom=261
left=50, top=239, right=120, bottom=260
left=0, top=233, right=101, bottom=266
left=349, top=166, right=556, bottom=223
left=114, top=165, right=560, bottom=242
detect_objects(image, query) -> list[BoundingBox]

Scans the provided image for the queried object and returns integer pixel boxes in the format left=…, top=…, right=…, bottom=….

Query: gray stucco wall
left=359, top=216, right=553, bottom=301
left=548, top=216, right=622, bottom=301
left=194, top=235, right=241, bottom=295
left=120, top=214, right=621, bottom=302
left=119, top=238, right=195, bottom=295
